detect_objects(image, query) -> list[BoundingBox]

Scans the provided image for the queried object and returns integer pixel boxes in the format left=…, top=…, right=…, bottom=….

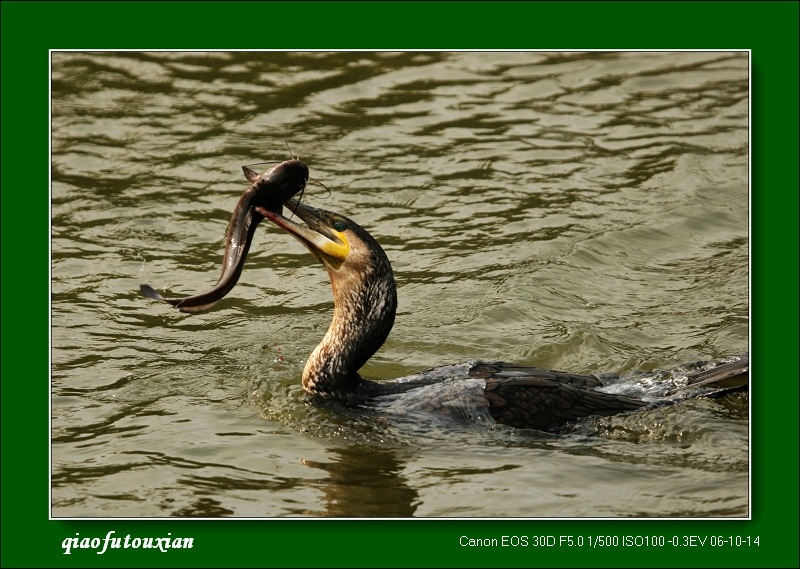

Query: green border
left=2, top=1, right=797, bottom=567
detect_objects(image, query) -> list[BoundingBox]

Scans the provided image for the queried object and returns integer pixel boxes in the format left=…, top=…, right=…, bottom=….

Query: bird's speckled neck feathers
left=301, top=219, right=397, bottom=401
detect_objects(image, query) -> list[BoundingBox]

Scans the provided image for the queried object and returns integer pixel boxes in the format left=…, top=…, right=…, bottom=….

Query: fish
left=140, top=159, right=309, bottom=313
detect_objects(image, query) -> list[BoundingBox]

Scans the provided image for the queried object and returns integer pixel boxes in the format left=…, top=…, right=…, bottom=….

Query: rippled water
left=51, top=51, right=749, bottom=518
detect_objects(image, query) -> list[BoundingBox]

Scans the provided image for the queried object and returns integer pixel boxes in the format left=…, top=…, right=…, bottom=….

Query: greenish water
left=51, top=51, right=749, bottom=517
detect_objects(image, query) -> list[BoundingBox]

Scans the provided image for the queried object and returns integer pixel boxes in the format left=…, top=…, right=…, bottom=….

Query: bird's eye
left=333, top=221, right=347, bottom=232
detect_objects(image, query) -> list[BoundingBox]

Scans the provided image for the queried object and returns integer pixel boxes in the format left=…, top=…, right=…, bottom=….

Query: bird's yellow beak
left=257, top=200, right=350, bottom=268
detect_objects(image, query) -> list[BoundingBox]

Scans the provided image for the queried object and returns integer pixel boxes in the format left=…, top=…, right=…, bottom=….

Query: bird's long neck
left=301, top=247, right=397, bottom=401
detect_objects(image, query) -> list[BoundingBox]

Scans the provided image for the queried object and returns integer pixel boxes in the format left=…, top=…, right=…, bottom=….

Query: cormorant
left=141, top=159, right=748, bottom=431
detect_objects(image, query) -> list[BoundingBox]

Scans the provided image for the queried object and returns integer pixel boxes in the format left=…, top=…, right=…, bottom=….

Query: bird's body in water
left=142, top=159, right=748, bottom=432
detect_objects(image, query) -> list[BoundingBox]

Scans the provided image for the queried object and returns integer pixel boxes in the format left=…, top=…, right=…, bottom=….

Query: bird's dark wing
left=469, top=361, right=606, bottom=389
left=475, top=364, right=647, bottom=431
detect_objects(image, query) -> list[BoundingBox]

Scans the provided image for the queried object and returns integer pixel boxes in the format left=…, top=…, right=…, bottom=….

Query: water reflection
left=301, top=446, right=419, bottom=518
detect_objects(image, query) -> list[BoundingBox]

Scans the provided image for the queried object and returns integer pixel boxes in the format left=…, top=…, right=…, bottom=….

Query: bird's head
left=257, top=200, right=394, bottom=298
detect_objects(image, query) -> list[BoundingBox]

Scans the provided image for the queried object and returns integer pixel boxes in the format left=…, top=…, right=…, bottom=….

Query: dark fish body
left=140, top=159, right=308, bottom=313
left=242, top=159, right=309, bottom=213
